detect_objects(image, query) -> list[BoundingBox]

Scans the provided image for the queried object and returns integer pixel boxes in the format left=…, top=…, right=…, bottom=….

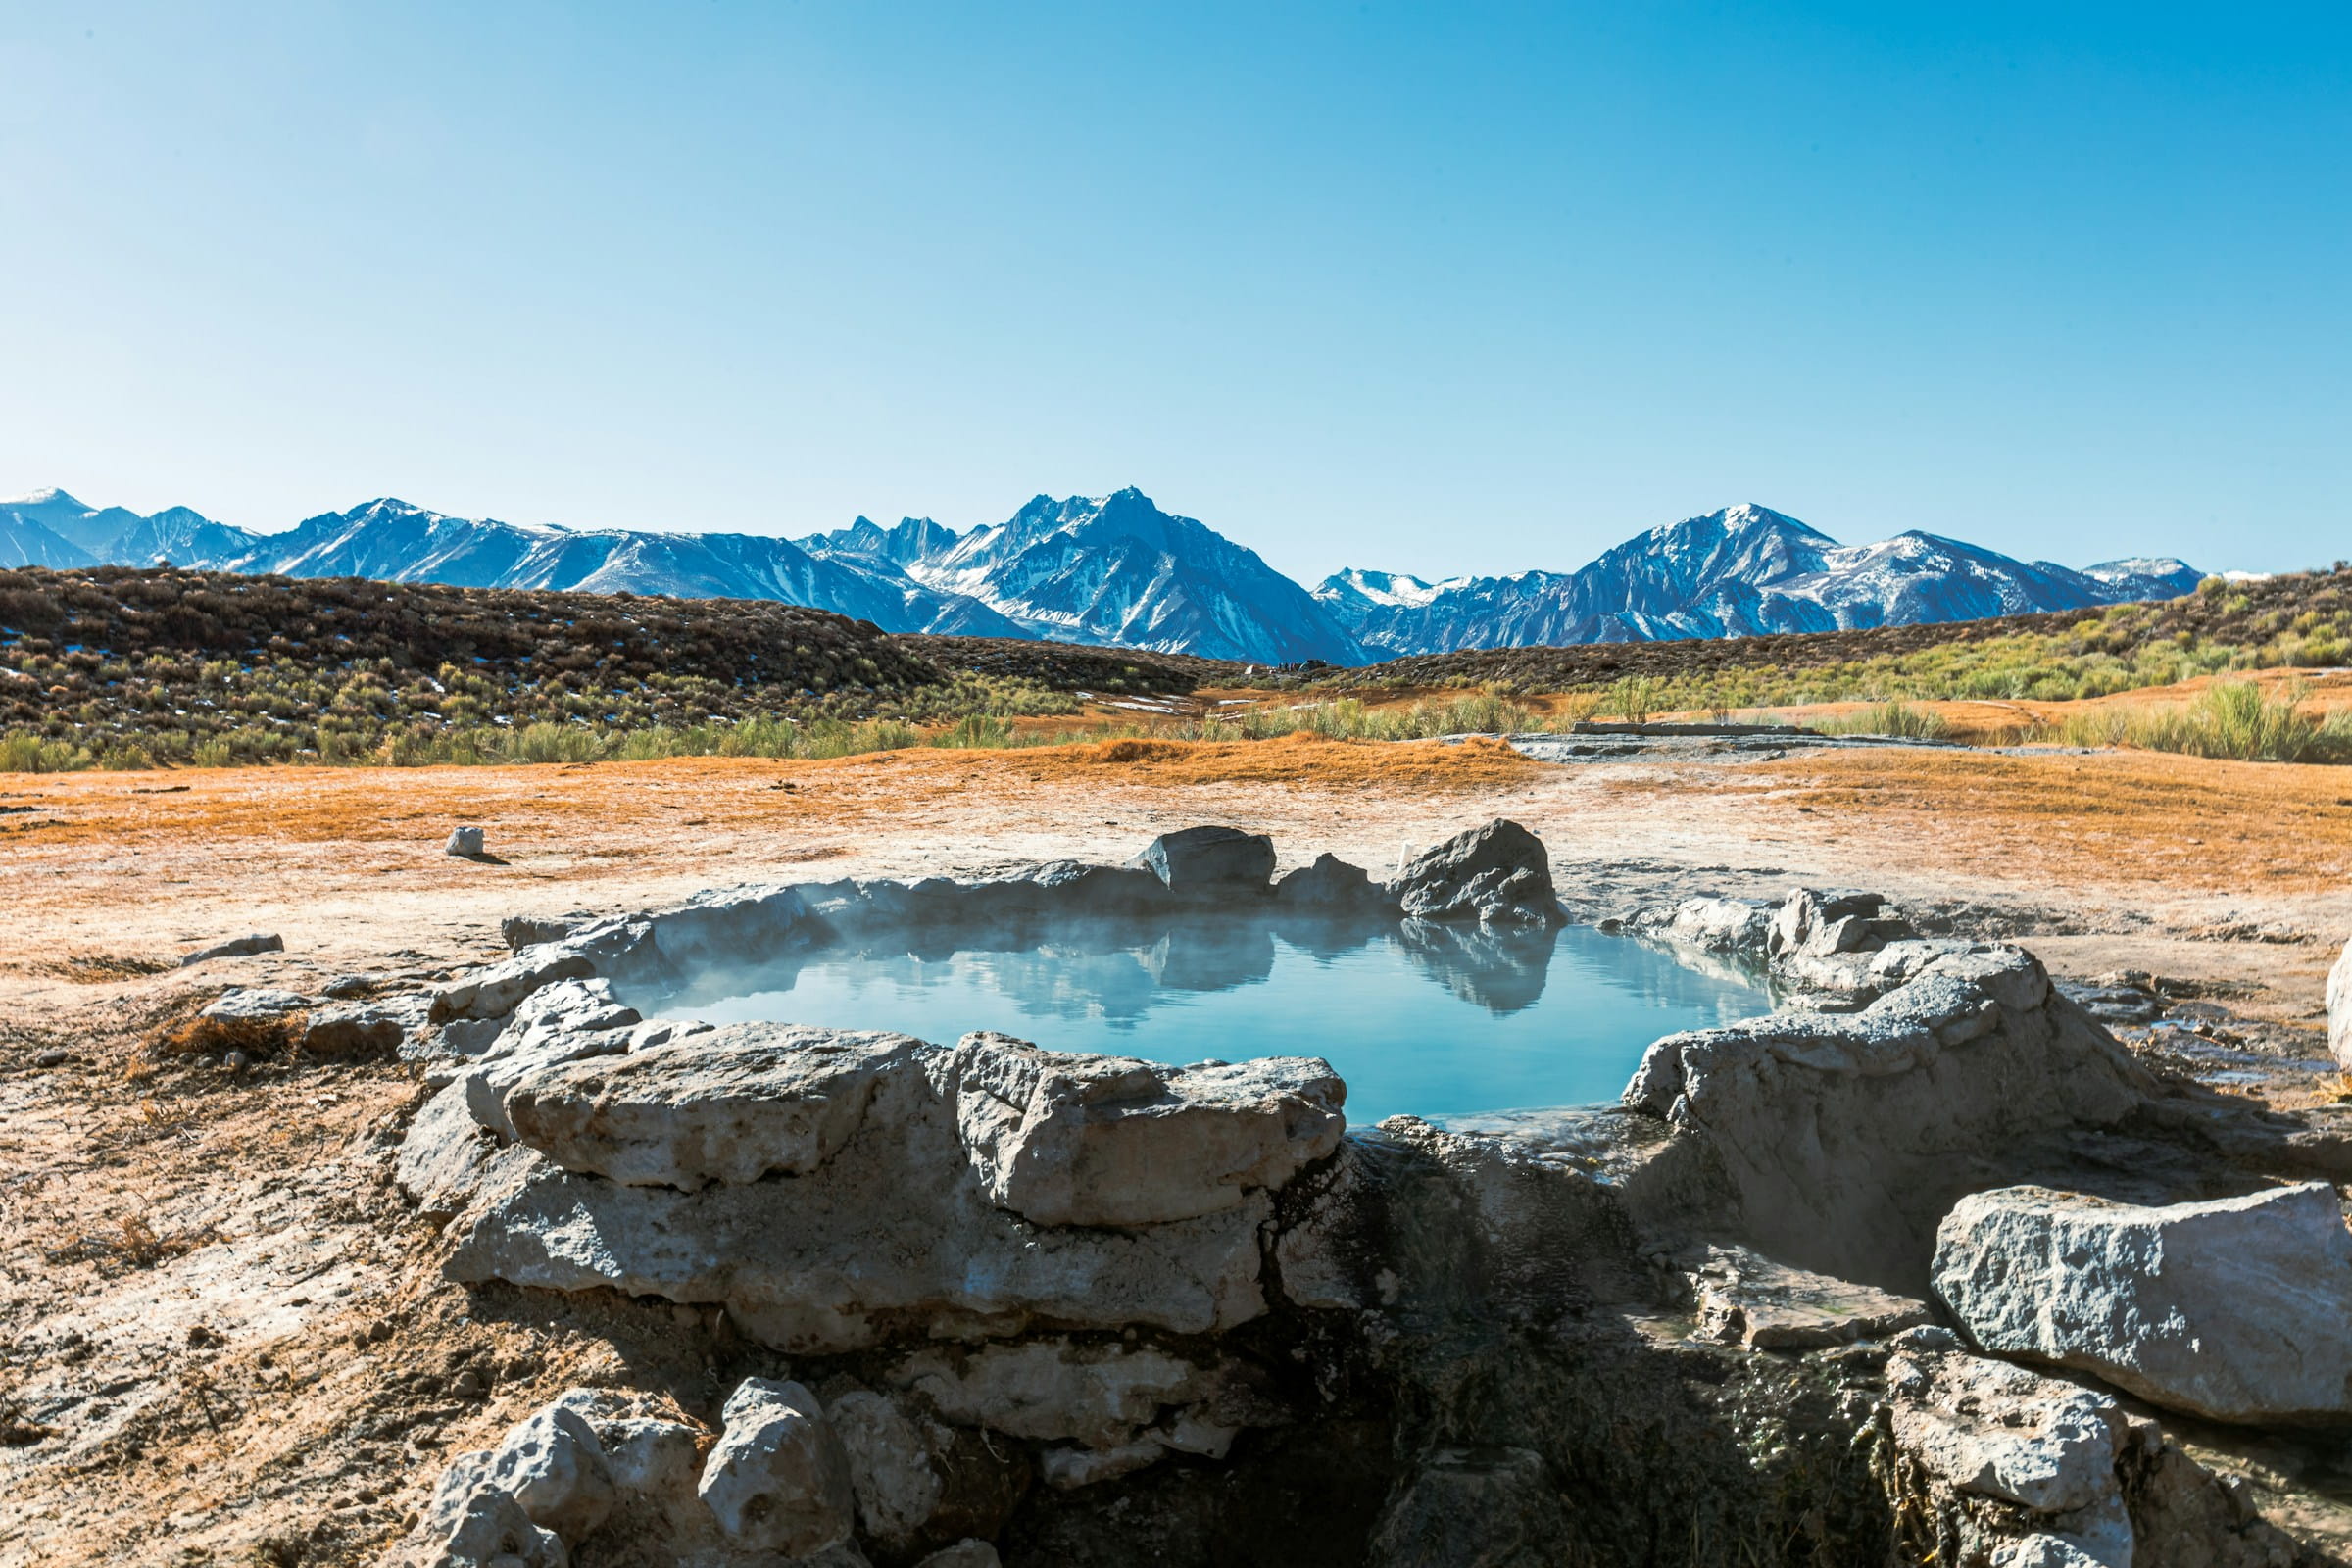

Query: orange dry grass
left=1749, top=748, right=2352, bottom=893
left=0, top=735, right=1532, bottom=858
left=1003, top=732, right=1537, bottom=787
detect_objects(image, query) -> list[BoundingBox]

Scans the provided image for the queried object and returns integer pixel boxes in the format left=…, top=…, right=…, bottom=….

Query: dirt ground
left=3, top=735, right=2349, bottom=1565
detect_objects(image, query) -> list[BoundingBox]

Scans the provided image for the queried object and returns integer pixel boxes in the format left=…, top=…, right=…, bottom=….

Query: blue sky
left=1, top=1, right=2344, bottom=580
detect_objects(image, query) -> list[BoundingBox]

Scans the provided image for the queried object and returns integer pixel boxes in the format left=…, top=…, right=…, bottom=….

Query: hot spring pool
left=638, top=915, right=1768, bottom=1123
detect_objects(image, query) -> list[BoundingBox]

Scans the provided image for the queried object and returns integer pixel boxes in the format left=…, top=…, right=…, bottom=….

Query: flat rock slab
left=1689, top=1244, right=1932, bottom=1350
left=504, top=1026, right=923, bottom=1188
left=439, top=1044, right=1277, bottom=1351
left=1936, top=1182, right=2352, bottom=1423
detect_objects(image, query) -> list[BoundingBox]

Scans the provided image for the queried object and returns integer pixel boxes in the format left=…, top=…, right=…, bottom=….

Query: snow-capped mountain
left=1318, top=504, right=2203, bottom=657
left=5, top=486, right=2204, bottom=663
left=903, top=488, right=1366, bottom=664
left=796, top=515, right=959, bottom=569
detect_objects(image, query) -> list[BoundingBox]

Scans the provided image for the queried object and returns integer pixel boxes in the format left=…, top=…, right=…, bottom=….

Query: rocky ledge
left=384, top=824, right=2352, bottom=1567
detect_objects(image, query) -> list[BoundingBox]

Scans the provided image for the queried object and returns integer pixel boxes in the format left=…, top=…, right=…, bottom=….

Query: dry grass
left=0, top=735, right=1536, bottom=878
left=1747, top=748, right=2352, bottom=893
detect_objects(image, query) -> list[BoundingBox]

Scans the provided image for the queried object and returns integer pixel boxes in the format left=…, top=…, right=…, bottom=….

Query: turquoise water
left=651, top=917, right=1768, bottom=1123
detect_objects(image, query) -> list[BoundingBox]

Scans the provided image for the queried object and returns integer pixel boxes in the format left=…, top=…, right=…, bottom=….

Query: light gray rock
left=1766, top=889, right=1899, bottom=962
left=1134, top=824, right=1276, bottom=892
left=320, top=972, right=375, bottom=999
left=1934, top=1182, right=2352, bottom=1422
left=447, top=825, right=486, bottom=857
left=462, top=1027, right=634, bottom=1144
left=1386, top=818, right=1562, bottom=926
left=2329, top=937, right=2352, bottom=1072
left=430, top=946, right=598, bottom=1024
left=1886, top=1348, right=2132, bottom=1568
left=1622, top=945, right=2155, bottom=1291
left=1656, top=896, right=1774, bottom=955
left=949, top=1032, right=1345, bottom=1227
left=887, top=1338, right=1236, bottom=1450
left=830, top=1390, right=944, bottom=1543
left=503, top=1027, right=922, bottom=1189
left=487, top=1402, right=615, bottom=1542
left=698, top=1378, right=855, bottom=1557
left=536, top=1389, right=712, bottom=1551
left=439, top=1026, right=1279, bottom=1350
left=490, top=978, right=640, bottom=1055
left=397, top=1081, right=515, bottom=1218
left=300, top=999, right=409, bottom=1056
left=397, top=1449, right=568, bottom=1568
left=504, top=914, right=577, bottom=951
left=198, top=987, right=309, bottom=1024
left=179, top=932, right=282, bottom=966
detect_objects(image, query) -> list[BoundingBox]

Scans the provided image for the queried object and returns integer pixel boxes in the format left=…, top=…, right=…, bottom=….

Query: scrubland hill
left=3, top=564, right=2349, bottom=770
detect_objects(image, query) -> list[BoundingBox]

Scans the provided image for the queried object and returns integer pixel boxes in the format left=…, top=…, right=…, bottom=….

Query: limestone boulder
left=831, top=1389, right=946, bottom=1544
left=439, top=1038, right=1276, bottom=1350
left=1622, top=945, right=2157, bottom=1292
left=949, top=1031, right=1346, bottom=1226
left=502, top=1026, right=921, bottom=1189
left=396, top=1449, right=568, bottom=1568
left=1654, top=896, right=1775, bottom=955
left=504, top=913, right=577, bottom=951
left=698, top=1378, right=856, bottom=1556
left=486, top=1401, right=614, bottom=1542
left=1273, top=852, right=1389, bottom=909
left=1934, top=1182, right=2352, bottom=1422
left=1133, top=825, right=1277, bottom=893
left=430, top=946, right=597, bottom=1024
left=1887, top=1346, right=2132, bottom=1568
left=2329, top=937, right=2352, bottom=1072
left=300, top=999, right=410, bottom=1057
left=1387, top=819, right=1562, bottom=926
left=887, top=1337, right=1280, bottom=1488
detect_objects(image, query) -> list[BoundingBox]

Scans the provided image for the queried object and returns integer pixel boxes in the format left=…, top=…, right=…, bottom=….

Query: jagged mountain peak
left=1, top=486, right=86, bottom=511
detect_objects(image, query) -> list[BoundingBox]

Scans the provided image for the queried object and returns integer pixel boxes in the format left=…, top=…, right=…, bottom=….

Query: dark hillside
left=900, top=634, right=1240, bottom=692
left=0, top=566, right=938, bottom=691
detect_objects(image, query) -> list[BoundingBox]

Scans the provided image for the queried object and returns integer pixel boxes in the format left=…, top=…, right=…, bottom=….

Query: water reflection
left=641, top=912, right=1770, bottom=1122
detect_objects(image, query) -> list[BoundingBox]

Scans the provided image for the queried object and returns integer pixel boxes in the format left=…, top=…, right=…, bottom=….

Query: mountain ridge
left=0, top=487, right=2201, bottom=664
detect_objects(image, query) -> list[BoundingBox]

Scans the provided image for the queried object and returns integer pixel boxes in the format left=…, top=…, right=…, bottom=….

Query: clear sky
left=2, top=1, right=2344, bottom=581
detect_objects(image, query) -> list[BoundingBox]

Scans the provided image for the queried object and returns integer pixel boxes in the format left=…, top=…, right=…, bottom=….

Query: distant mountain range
left=0, top=487, right=2200, bottom=664
left=1311, top=503, right=2203, bottom=658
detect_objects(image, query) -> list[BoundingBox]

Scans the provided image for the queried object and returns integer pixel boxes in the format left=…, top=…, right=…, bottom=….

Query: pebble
left=222, top=1050, right=250, bottom=1070
left=451, top=1367, right=486, bottom=1398
left=32, top=1049, right=70, bottom=1068
left=445, top=826, right=486, bottom=858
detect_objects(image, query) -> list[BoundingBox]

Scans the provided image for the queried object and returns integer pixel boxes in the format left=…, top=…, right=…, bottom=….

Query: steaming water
left=645, top=916, right=1768, bottom=1123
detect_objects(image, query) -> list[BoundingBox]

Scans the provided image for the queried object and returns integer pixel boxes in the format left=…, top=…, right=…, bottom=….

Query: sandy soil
left=3, top=735, right=2348, bottom=1565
